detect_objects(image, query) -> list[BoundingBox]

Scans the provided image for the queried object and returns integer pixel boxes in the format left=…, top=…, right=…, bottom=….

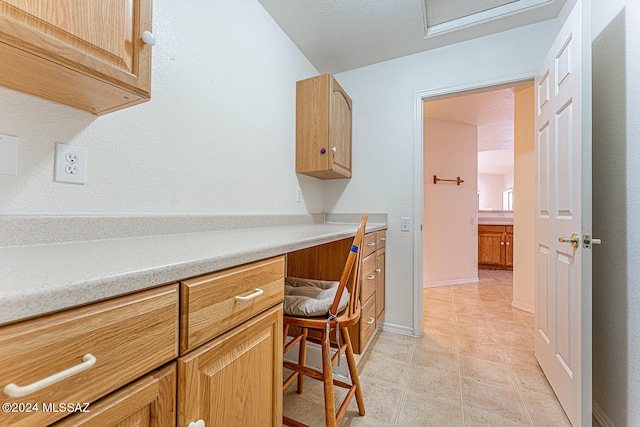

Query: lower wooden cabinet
left=53, top=362, right=176, bottom=427
left=478, top=225, right=513, bottom=270
left=177, top=304, right=283, bottom=427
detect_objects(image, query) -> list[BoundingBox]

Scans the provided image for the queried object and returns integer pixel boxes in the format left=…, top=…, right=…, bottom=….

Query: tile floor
left=283, top=269, right=574, bottom=426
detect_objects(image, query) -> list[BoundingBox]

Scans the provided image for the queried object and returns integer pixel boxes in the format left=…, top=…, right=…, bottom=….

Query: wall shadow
left=592, top=8, right=628, bottom=425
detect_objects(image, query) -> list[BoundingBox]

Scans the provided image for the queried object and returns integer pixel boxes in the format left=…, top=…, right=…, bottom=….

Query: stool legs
left=321, top=329, right=337, bottom=427
left=342, top=327, right=365, bottom=416
left=297, top=328, right=308, bottom=394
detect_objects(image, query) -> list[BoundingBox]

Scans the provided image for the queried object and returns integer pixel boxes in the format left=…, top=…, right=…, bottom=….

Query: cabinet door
left=505, top=233, right=514, bottom=268
left=0, top=0, right=152, bottom=113
left=329, top=76, right=352, bottom=177
left=178, top=305, right=283, bottom=427
left=375, top=247, right=386, bottom=323
left=53, top=363, right=176, bottom=427
left=478, top=229, right=503, bottom=265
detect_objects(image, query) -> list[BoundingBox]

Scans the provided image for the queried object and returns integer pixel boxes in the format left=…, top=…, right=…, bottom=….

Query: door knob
left=558, top=233, right=579, bottom=248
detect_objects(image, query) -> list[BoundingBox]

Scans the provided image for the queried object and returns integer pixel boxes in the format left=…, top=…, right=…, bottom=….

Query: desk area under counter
left=0, top=213, right=386, bottom=426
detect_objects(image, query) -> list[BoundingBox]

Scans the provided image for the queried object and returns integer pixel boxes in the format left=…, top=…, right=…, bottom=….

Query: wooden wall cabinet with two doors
left=0, top=256, right=285, bottom=427
left=0, top=0, right=153, bottom=115
left=286, top=229, right=386, bottom=354
left=478, top=224, right=513, bottom=270
left=296, top=74, right=352, bottom=179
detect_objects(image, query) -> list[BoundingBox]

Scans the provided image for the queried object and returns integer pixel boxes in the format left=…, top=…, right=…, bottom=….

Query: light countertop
left=0, top=218, right=385, bottom=326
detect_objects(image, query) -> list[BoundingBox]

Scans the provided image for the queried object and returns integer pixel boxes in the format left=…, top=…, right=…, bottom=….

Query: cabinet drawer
left=360, top=296, right=377, bottom=350
left=180, top=256, right=285, bottom=354
left=361, top=253, right=377, bottom=304
left=362, top=232, right=377, bottom=257
left=376, top=230, right=386, bottom=249
left=52, top=362, right=176, bottom=427
left=0, top=285, right=179, bottom=427
left=478, top=225, right=506, bottom=234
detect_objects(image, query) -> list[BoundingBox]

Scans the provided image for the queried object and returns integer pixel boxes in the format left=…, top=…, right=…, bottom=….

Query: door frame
left=412, top=72, right=535, bottom=337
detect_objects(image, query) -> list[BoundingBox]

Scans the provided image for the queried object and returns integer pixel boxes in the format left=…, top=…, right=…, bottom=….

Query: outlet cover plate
left=0, top=133, right=18, bottom=176
left=54, top=143, right=87, bottom=184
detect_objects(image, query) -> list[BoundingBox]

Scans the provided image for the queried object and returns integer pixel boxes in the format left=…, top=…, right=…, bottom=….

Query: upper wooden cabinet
left=296, top=74, right=352, bottom=179
left=0, top=0, right=153, bottom=115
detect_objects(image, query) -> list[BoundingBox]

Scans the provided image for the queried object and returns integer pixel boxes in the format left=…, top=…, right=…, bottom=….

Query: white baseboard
left=381, top=322, right=416, bottom=337
left=511, top=299, right=534, bottom=313
left=424, top=277, right=479, bottom=288
left=593, top=398, right=616, bottom=427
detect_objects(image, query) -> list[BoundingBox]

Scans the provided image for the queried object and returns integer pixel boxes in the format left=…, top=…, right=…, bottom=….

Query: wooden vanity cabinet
left=478, top=225, right=513, bottom=270
left=296, top=74, right=352, bottom=179
left=0, top=0, right=153, bottom=115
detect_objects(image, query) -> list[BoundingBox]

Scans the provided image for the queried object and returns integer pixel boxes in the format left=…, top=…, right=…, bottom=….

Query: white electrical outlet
left=295, top=187, right=303, bottom=203
left=54, top=143, right=87, bottom=184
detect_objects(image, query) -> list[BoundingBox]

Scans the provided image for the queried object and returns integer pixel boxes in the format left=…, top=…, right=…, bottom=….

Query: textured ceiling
left=424, top=87, right=515, bottom=152
left=424, top=87, right=522, bottom=176
left=257, top=0, right=565, bottom=73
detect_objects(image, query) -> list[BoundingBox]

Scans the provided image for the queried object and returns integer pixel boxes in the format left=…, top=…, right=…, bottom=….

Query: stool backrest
left=329, top=213, right=368, bottom=317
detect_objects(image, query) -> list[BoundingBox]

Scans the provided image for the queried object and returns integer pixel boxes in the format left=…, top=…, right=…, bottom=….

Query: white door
left=534, top=0, right=592, bottom=425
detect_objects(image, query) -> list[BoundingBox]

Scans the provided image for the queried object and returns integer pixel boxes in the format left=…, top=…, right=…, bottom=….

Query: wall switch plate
left=295, top=187, right=303, bottom=203
left=54, top=143, right=87, bottom=184
left=0, top=133, right=18, bottom=176
left=400, top=216, right=411, bottom=232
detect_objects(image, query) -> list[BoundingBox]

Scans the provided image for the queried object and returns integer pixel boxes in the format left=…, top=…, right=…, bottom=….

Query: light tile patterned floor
left=283, top=269, right=574, bottom=426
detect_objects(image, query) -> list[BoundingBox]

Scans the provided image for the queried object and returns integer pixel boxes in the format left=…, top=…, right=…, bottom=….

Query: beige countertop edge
left=0, top=222, right=386, bottom=326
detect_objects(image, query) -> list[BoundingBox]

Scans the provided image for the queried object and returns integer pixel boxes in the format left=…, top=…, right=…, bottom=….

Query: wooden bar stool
left=282, top=213, right=368, bottom=427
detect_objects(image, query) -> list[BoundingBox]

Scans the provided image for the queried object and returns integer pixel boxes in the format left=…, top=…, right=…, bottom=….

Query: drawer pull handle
left=235, top=288, right=264, bottom=301
left=367, top=275, right=376, bottom=280
left=379, top=237, right=386, bottom=241
left=376, top=268, right=381, bottom=273
left=367, top=318, right=375, bottom=324
left=367, top=242, right=376, bottom=246
left=3, top=353, right=96, bottom=398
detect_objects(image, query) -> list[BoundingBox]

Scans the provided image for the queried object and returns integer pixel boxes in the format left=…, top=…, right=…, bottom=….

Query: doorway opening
left=412, top=76, right=535, bottom=336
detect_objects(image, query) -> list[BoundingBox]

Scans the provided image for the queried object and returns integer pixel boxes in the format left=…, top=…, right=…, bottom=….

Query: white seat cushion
left=284, top=277, right=350, bottom=317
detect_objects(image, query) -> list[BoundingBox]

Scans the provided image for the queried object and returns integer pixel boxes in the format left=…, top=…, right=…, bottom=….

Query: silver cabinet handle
left=3, top=354, right=96, bottom=398
left=379, top=237, right=386, bottom=241
left=367, top=242, right=376, bottom=247
left=367, top=275, right=376, bottom=280
left=376, top=268, right=381, bottom=273
left=367, top=318, right=375, bottom=324
left=235, top=288, right=264, bottom=301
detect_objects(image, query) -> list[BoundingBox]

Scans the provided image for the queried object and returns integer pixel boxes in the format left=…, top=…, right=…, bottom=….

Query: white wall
left=330, top=21, right=556, bottom=332
left=512, top=84, right=535, bottom=313
left=424, top=119, right=478, bottom=286
left=592, top=0, right=640, bottom=424
left=0, top=0, right=323, bottom=214
left=478, top=174, right=505, bottom=210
